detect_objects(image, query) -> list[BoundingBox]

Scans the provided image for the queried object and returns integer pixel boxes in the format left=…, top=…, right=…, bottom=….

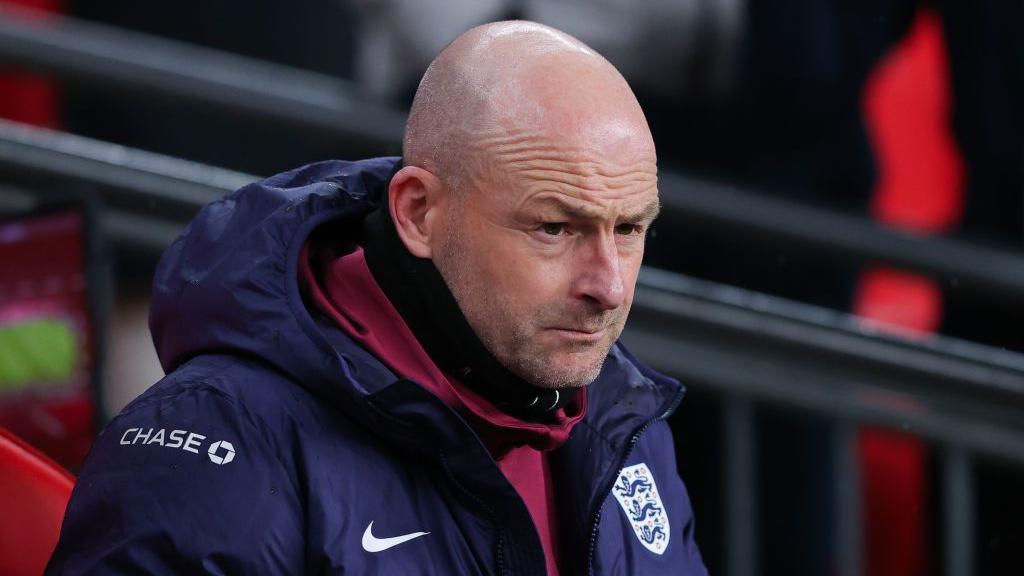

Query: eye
left=540, top=222, right=567, bottom=236
left=616, top=223, right=641, bottom=235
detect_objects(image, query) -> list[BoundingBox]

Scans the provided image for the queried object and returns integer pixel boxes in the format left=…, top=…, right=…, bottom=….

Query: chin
left=518, top=352, right=607, bottom=390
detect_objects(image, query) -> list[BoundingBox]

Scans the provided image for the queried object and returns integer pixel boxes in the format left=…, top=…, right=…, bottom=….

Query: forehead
left=470, top=127, right=659, bottom=217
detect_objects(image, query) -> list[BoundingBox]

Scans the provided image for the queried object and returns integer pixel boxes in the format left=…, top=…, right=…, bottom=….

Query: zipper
left=367, top=392, right=510, bottom=575
left=436, top=448, right=507, bottom=576
left=585, top=387, right=685, bottom=576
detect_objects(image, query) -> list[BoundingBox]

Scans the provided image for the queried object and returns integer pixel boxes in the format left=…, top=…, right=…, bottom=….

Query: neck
left=361, top=177, right=576, bottom=422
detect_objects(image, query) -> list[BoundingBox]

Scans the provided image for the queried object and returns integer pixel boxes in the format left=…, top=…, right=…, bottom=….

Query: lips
left=559, top=327, right=604, bottom=335
left=550, top=327, right=607, bottom=342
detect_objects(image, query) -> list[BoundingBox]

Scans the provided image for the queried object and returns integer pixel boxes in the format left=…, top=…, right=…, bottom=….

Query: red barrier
left=0, top=426, right=74, bottom=576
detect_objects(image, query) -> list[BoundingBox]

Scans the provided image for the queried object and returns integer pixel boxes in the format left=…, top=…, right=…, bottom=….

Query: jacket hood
left=150, top=157, right=401, bottom=399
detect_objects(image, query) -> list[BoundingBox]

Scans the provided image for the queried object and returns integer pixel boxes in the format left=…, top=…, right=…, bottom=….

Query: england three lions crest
left=612, top=463, right=670, bottom=555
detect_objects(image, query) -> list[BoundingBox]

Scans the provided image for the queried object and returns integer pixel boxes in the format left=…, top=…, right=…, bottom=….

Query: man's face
left=432, top=140, right=659, bottom=389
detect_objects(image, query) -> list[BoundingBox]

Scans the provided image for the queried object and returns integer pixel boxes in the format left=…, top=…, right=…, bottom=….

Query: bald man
left=47, top=22, right=707, bottom=576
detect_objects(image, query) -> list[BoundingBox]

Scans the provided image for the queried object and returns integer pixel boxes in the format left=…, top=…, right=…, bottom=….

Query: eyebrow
left=622, top=199, right=661, bottom=223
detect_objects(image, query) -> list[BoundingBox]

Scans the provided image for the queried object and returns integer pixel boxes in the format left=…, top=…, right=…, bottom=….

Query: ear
left=388, top=165, right=445, bottom=259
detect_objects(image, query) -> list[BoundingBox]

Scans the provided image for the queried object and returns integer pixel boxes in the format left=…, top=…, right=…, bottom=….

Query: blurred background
left=0, top=1, right=1021, bottom=575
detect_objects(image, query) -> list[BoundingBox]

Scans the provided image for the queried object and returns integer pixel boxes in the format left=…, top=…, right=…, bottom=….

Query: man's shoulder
left=120, top=354, right=315, bottom=433
left=102, top=354, right=391, bottom=479
left=128, top=353, right=312, bottom=413
left=50, top=355, right=319, bottom=574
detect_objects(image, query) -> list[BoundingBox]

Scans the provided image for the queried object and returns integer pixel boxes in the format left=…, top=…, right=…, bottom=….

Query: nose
left=572, top=233, right=625, bottom=311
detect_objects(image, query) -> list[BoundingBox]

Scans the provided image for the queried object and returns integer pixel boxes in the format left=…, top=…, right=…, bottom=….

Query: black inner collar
left=360, top=175, right=576, bottom=422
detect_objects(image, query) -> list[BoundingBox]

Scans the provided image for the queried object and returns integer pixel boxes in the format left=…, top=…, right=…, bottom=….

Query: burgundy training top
left=298, top=242, right=586, bottom=575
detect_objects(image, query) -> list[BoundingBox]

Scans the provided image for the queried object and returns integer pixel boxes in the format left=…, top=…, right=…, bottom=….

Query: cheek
left=487, top=251, right=565, bottom=317
left=468, top=228, right=570, bottom=305
left=511, top=248, right=578, bottom=311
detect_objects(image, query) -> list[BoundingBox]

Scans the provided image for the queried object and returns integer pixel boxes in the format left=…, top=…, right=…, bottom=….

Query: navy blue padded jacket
left=46, top=157, right=708, bottom=575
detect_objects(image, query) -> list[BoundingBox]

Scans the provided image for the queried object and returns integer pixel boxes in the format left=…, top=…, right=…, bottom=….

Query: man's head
left=389, top=21, right=658, bottom=390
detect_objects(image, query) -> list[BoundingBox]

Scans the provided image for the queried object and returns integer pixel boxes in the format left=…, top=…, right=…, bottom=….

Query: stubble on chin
left=497, top=317, right=624, bottom=390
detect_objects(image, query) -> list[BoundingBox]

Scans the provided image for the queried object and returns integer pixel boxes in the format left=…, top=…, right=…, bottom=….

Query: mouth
left=549, top=327, right=607, bottom=343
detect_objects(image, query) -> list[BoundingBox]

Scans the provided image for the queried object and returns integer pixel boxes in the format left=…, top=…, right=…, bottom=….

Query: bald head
left=387, top=22, right=660, bottom=390
left=403, top=21, right=655, bottom=193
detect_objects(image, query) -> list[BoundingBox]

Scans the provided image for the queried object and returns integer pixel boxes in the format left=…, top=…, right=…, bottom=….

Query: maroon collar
left=298, top=241, right=586, bottom=457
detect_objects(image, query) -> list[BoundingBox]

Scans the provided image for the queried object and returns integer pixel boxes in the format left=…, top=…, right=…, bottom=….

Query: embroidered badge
left=612, top=462, right=670, bottom=555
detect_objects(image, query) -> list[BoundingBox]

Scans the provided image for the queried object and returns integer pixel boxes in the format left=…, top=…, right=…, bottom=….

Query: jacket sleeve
left=45, top=382, right=305, bottom=575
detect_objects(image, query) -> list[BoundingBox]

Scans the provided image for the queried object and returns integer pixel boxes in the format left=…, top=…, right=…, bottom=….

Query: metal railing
left=624, top=268, right=1024, bottom=576
left=0, top=118, right=247, bottom=251
left=2, top=5, right=1023, bottom=299
left=5, top=119, right=1020, bottom=446
left=0, top=4, right=404, bottom=151
left=2, top=116, right=1020, bottom=576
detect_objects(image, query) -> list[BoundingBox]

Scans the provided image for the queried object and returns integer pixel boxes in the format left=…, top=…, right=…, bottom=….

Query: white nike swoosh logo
left=361, top=521, right=430, bottom=552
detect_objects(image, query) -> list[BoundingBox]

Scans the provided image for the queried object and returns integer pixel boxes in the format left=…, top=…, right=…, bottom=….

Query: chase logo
left=119, top=427, right=236, bottom=466
left=207, top=440, right=235, bottom=465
